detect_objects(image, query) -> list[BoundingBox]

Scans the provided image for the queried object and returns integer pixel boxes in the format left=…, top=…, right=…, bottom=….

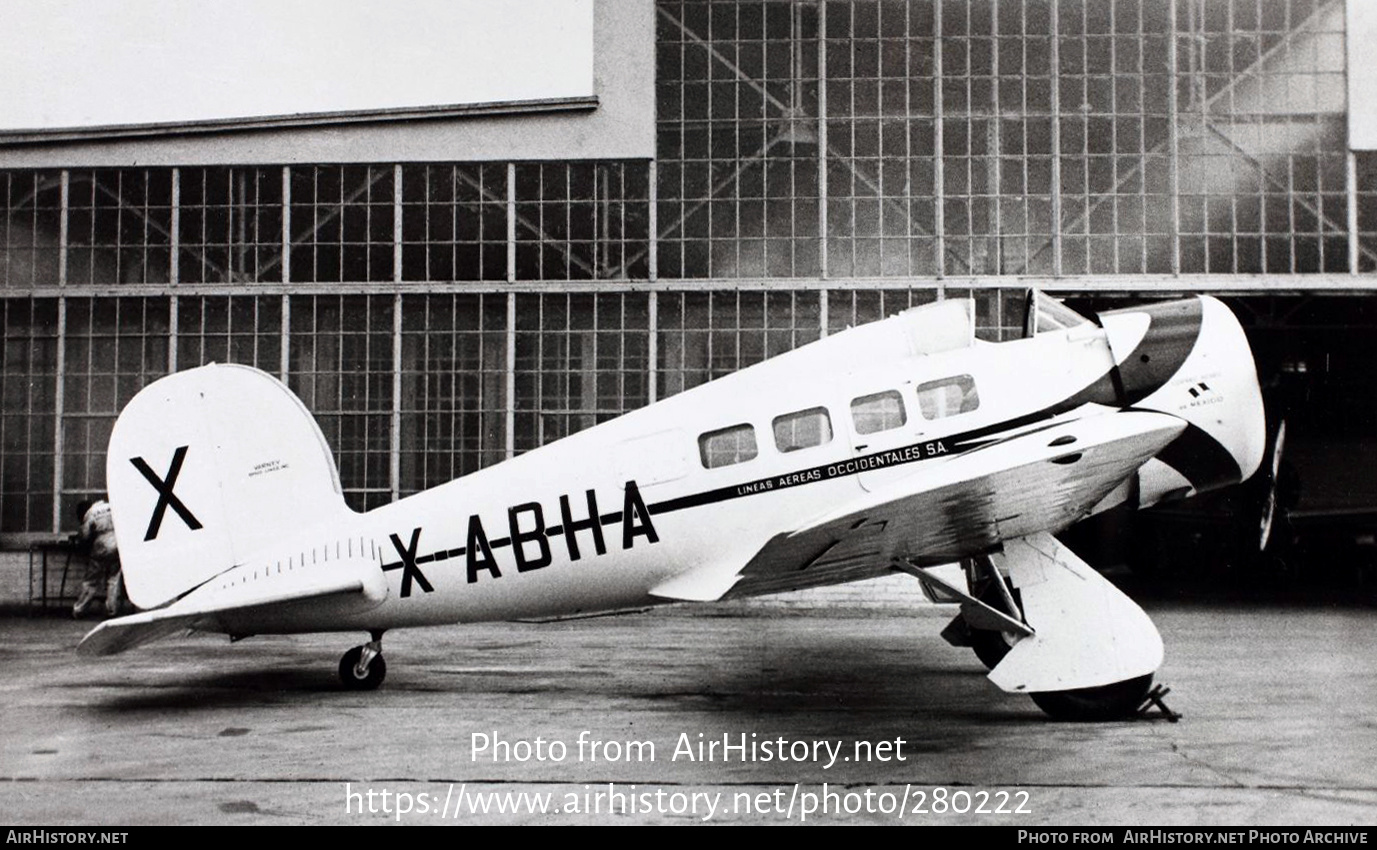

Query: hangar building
left=1, top=1, right=1374, bottom=587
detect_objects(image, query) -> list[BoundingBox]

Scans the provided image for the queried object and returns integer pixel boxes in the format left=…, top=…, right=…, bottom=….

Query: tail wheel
left=339, top=646, right=387, bottom=691
left=1029, top=674, right=1154, bottom=722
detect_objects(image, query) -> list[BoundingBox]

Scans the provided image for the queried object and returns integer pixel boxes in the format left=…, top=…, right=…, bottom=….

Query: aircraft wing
left=713, top=410, right=1186, bottom=600
left=77, top=555, right=386, bottom=656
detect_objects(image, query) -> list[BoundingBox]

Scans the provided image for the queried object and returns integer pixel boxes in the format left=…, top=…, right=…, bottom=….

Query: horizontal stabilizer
left=76, top=612, right=204, bottom=657
left=987, top=532, right=1163, bottom=693
left=78, top=554, right=385, bottom=656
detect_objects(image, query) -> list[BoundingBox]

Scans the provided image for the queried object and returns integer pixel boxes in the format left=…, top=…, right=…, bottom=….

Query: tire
left=1029, top=674, right=1153, bottom=722
left=970, top=627, right=1017, bottom=669
left=339, top=646, right=387, bottom=691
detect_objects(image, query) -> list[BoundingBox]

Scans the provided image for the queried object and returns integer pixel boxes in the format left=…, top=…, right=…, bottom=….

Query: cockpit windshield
left=1024, top=291, right=1094, bottom=337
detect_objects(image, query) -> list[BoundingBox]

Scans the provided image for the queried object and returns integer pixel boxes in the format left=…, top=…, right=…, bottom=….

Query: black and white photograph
left=1, top=0, right=1375, bottom=831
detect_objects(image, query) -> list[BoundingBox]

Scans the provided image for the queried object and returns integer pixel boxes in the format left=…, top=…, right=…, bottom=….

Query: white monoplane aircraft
left=79, top=292, right=1265, bottom=720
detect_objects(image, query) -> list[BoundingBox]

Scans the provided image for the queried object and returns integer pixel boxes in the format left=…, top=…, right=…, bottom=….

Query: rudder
left=107, top=364, right=352, bottom=609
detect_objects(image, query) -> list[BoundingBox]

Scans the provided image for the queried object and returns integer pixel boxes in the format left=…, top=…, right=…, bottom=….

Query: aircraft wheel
left=1029, top=674, right=1153, bottom=722
left=970, top=628, right=1016, bottom=669
left=339, top=646, right=387, bottom=691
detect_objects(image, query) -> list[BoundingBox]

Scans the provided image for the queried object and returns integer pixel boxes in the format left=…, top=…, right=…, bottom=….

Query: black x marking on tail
left=130, top=445, right=203, bottom=541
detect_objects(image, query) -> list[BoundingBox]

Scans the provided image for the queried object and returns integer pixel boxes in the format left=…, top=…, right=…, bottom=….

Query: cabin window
left=772, top=407, right=832, bottom=453
left=850, top=390, right=907, bottom=435
left=698, top=423, right=758, bottom=468
left=916, top=375, right=979, bottom=419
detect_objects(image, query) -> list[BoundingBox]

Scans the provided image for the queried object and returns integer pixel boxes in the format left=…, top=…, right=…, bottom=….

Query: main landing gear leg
left=340, top=630, right=387, bottom=691
left=891, top=555, right=1033, bottom=671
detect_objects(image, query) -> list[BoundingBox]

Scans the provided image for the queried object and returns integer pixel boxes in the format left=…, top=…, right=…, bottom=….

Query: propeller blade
left=1258, top=419, right=1287, bottom=551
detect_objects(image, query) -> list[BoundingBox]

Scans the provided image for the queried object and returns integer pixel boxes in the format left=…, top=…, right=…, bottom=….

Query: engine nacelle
left=1098, top=296, right=1266, bottom=508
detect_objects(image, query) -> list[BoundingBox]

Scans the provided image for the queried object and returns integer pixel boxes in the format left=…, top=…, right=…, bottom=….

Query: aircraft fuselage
left=207, top=295, right=1263, bottom=637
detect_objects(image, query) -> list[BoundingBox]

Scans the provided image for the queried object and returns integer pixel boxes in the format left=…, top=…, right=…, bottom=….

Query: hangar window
left=67, top=169, right=173, bottom=285
left=850, top=390, right=906, bottom=435
left=772, top=407, right=831, bottom=453
left=514, top=162, right=651, bottom=281
left=400, top=164, right=508, bottom=282
left=699, top=423, right=758, bottom=469
left=289, top=293, right=396, bottom=511
left=0, top=170, right=63, bottom=290
left=916, top=376, right=979, bottom=420
left=179, top=167, right=283, bottom=284
left=399, top=292, right=510, bottom=492
left=511, top=291, right=652, bottom=452
left=655, top=291, right=823, bottom=397
left=289, top=165, right=395, bottom=283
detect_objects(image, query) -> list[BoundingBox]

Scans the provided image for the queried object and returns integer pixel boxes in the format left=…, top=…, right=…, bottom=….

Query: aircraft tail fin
left=107, top=364, right=352, bottom=611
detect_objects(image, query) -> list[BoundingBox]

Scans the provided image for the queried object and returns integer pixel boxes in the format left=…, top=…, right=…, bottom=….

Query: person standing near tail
left=72, top=497, right=123, bottom=617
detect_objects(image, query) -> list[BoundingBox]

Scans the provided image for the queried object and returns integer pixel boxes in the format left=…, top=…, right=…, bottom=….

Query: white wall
left=0, top=0, right=654, bottom=167
left=1350, top=0, right=1377, bottom=149
left=0, top=1, right=595, bottom=133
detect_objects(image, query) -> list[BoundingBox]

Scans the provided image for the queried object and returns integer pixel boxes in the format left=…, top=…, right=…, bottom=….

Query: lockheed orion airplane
left=78, top=292, right=1266, bottom=721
